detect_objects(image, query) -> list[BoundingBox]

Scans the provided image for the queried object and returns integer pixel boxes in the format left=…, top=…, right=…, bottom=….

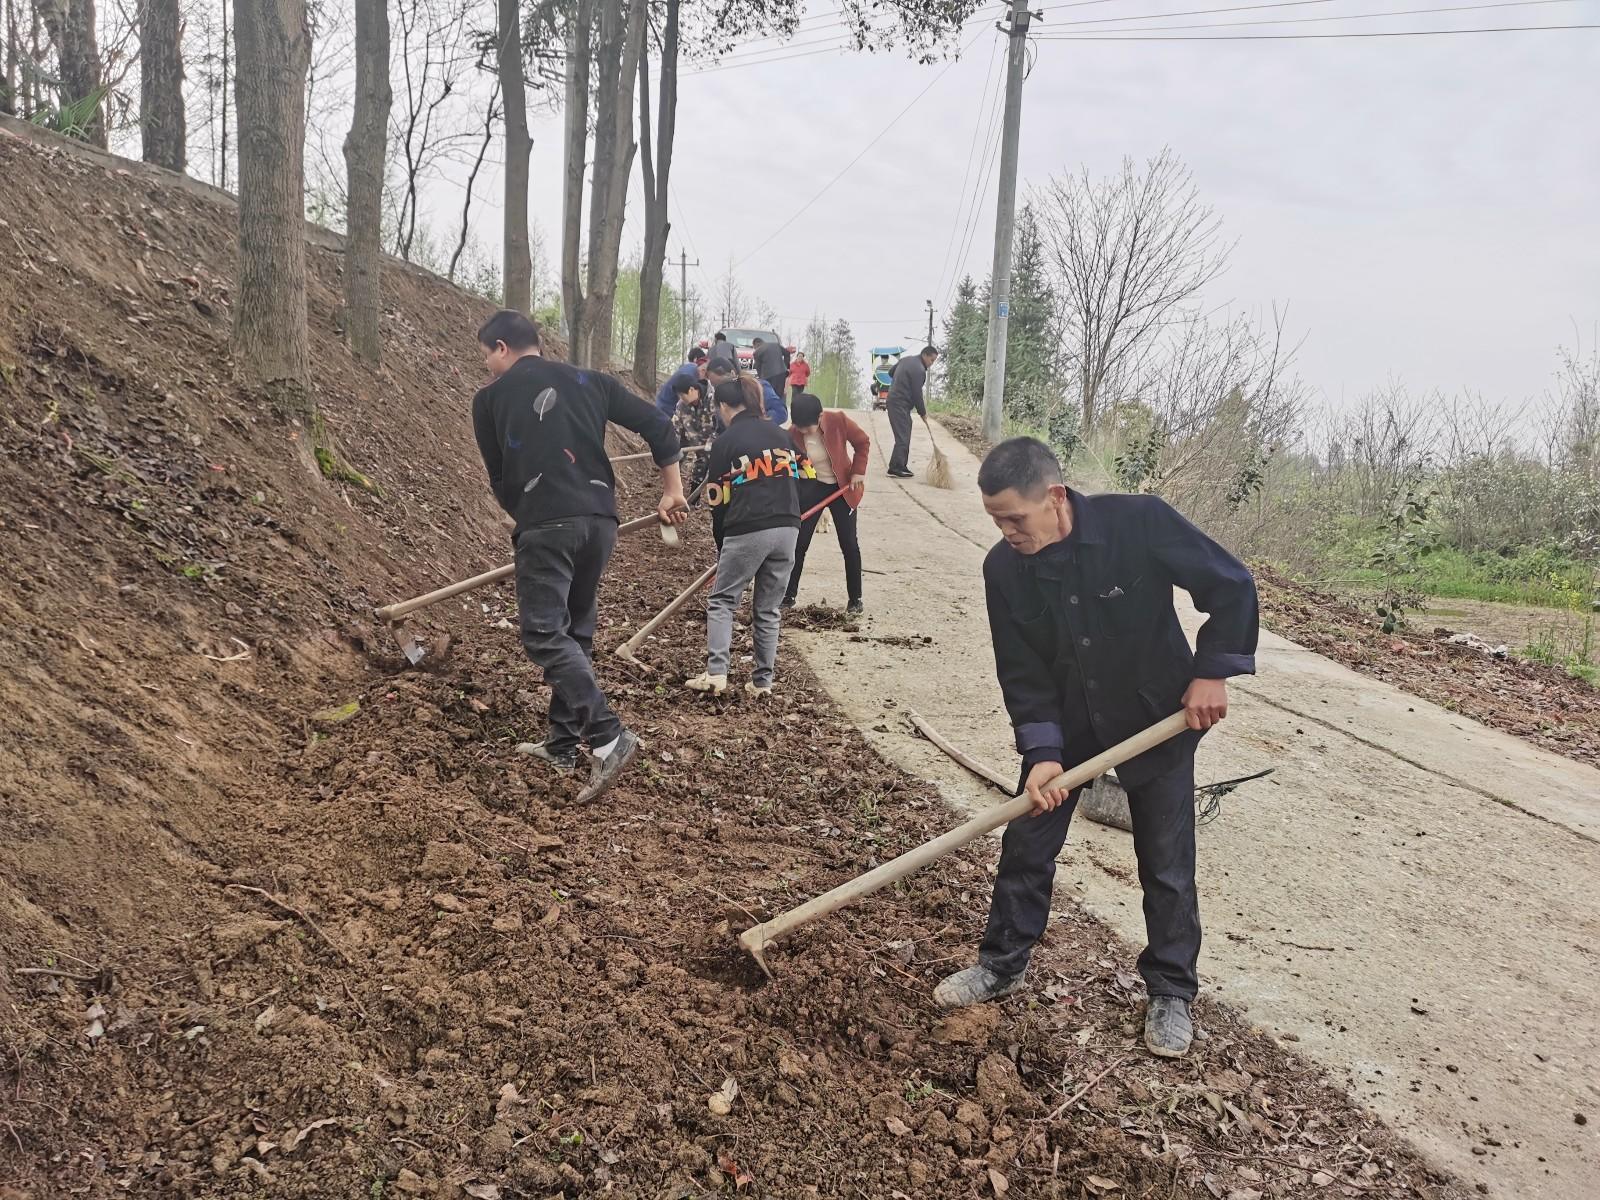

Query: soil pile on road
left=1255, top=566, right=1600, bottom=768
left=1, top=127, right=1464, bottom=1199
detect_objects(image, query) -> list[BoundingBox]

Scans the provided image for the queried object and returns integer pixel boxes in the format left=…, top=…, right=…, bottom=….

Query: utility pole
left=672, top=248, right=700, bottom=361
left=980, top=0, right=1032, bottom=443
left=925, top=299, right=935, bottom=348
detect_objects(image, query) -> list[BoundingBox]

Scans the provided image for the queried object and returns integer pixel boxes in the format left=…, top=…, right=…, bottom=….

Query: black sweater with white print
left=703, top=410, right=807, bottom=546
left=472, top=355, right=681, bottom=536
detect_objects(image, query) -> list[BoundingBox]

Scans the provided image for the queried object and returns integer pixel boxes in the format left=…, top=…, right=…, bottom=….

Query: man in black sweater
left=471, top=311, right=688, bottom=802
left=934, top=438, right=1258, bottom=1059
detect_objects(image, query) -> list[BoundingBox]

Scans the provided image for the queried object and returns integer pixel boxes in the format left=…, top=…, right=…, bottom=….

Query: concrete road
left=784, top=410, right=1600, bottom=1199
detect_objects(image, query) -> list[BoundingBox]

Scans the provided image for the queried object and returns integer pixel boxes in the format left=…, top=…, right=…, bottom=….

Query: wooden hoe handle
left=737, top=712, right=1191, bottom=971
left=374, top=512, right=673, bottom=623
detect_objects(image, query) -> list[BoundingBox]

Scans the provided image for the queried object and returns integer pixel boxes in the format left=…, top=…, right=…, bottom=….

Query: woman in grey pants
left=687, top=378, right=803, bottom=698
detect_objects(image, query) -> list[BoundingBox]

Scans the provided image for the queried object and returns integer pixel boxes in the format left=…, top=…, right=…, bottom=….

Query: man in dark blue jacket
left=472, top=311, right=687, bottom=803
left=934, top=438, right=1258, bottom=1059
left=654, top=347, right=708, bottom=419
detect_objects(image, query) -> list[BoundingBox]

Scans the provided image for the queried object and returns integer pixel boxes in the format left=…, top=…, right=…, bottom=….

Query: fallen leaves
left=708, top=1076, right=739, bottom=1116
left=717, top=1149, right=754, bottom=1190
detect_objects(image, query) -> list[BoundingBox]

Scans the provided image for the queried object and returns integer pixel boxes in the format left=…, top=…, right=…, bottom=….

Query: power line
left=1044, top=0, right=1581, bottom=31
left=1047, top=0, right=1342, bottom=27
left=932, top=29, right=1005, bottom=308
left=686, top=35, right=859, bottom=75
left=731, top=27, right=989, bottom=270
left=1036, top=21, right=1600, bottom=38
left=941, top=58, right=1009, bottom=318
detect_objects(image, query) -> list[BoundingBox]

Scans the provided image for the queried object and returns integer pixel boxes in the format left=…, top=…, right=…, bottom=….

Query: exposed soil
left=1255, top=567, right=1600, bottom=769
left=0, top=125, right=1467, bottom=1199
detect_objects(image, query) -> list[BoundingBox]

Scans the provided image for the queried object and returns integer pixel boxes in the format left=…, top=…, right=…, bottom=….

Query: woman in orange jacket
left=782, top=392, right=870, bottom=614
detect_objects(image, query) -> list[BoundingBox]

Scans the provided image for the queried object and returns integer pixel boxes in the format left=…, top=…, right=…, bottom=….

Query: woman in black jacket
left=687, top=378, right=805, bottom=698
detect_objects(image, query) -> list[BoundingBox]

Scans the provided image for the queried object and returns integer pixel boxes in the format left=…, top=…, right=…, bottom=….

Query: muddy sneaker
left=780, top=596, right=796, bottom=610
left=846, top=598, right=864, bottom=616
left=515, top=741, right=578, bottom=771
left=1144, top=996, right=1193, bottom=1058
left=685, top=672, right=729, bottom=695
left=576, top=730, right=640, bottom=804
left=933, top=965, right=1026, bottom=1009
left=745, top=681, right=773, bottom=698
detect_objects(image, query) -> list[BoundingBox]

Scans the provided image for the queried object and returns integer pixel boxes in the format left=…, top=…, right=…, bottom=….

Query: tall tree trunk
left=559, top=0, right=593, bottom=357
left=632, top=0, right=678, bottom=383
left=2, top=0, right=18, bottom=116
left=498, top=0, right=532, bottom=314
left=232, top=0, right=312, bottom=404
left=139, top=0, right=186, bottom=170
left=582, top=0, right=643, bottom=368
left=343, top=0, right=390, bottom=363
left=39, top=0, right=104, bottom=146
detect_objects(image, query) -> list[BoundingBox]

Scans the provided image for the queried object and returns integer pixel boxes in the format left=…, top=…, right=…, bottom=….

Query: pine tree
left=941, top=275, right=986, bottom=409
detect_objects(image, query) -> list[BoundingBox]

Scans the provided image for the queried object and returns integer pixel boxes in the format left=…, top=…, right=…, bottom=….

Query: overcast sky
left=421, top=2, right=1600, bottom=412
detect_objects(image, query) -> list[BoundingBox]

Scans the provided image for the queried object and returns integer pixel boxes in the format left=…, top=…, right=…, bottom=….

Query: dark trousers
left=513, top=515, right=623, bottom=754
left=978, top=754, right=1200, bottom=999
left=790, top=384, right=805, bottom=405
left=785, top=478, right=862, bottom=604
left=887, top=398, right=914, bottom=473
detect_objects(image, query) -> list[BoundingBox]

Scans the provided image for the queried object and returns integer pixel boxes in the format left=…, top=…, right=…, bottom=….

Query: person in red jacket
left=782, top=393, right=870, bottom=614
left=787, top=351, right=811, bottom=406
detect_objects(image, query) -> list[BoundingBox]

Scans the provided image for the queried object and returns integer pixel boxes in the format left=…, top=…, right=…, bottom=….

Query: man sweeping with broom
left=885, top=345, right=938, bottom=479
left=934, top=437, right=1258, bottom=1059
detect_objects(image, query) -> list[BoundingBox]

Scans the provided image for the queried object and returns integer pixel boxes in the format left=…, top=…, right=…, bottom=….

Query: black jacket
left=472, top=356, right=681, bottom=536
left=888, top=355, right=927, bottom=415
left=703, top=410, right=805, bottom=546
left=985, top=489, right=1258, bottom=788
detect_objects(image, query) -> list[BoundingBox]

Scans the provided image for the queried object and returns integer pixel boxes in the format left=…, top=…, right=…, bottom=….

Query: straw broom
left=920, top=415, right=954, bottom=489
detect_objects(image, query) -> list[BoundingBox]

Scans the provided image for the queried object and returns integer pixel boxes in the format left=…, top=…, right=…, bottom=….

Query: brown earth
left=0, top=125, right=1468, bottom=1199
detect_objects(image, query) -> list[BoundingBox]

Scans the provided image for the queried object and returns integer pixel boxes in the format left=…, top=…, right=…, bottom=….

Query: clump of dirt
left=0, top=124, right=1467, bottom=1200
left=1255, top=564, right=1600, bottom=768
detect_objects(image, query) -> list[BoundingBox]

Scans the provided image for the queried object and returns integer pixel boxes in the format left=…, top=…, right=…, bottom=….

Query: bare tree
left=1036, top=149, right=1231, bottom=430
left=38, top=0, right=105, bottom=145
left=343, top=0, right=391, bottom=363
left=450, top=78, right=499, bottom=284
left=232, top=0, right=312, bottom=402
left=137, top=0, right=185, bottom=169
left=390, top=0, right=475, bottom=262
left=632, top=0, right=678, bottom=381
left=498, top=0, right=532, bottom=313
left=579, top=0, right=644, bottom=367
left=559, top=0, right=593, bottom=349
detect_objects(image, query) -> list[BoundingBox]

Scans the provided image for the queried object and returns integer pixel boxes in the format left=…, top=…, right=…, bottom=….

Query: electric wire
left=931, top=28, right=1005, bottom=310
left=730, top=27, right=989, bottom=270
left=1035, top=21, right=1600, bottom=38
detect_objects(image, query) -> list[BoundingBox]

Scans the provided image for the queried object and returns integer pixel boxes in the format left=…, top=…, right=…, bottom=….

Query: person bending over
left=471, top=310, right=688, bottom=802
left=687, top=378, right=804, bottom=698
left=934, top=437, right=1257, bottom=1059
left=782, top=392, right=869, bottom=614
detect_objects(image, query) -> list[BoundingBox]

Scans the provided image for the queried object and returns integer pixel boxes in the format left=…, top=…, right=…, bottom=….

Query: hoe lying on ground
left=737, top=711, right=1191, bottom=977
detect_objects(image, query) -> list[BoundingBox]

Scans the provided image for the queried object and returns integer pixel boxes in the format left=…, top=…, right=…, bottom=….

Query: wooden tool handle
left=738, top=712, right=1190, bottom=959
left=800, top=485, right=849, bottom=522
left=374, top=512, right=677, bottom=622
left=614, top=562, right=717, bottom=659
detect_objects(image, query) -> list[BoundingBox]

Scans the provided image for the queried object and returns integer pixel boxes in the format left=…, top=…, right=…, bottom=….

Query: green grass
left=1326, top=541, right=1595, bottom=610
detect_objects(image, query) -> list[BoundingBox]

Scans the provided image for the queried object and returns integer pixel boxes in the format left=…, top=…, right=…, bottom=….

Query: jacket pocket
left=1092, top=575, right=1148, bottom=638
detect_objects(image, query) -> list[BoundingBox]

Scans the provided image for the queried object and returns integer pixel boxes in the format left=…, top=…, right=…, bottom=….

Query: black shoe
left=576, top=730, right=640, bottom=803
left=516, top=741, right=578, bottom=771
left=780, top=595, right=796, bottom=610
left=888, top=468, right=914, bottom=478
left=846, top=598, right=864, bottom=616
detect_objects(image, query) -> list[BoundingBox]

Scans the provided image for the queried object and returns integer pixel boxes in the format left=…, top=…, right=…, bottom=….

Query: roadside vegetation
left=931, top=152, right=1599, bottom=684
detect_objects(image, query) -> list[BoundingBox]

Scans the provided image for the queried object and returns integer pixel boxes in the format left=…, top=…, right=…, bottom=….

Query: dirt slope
left=0, top=124, right=1464, bottom=1200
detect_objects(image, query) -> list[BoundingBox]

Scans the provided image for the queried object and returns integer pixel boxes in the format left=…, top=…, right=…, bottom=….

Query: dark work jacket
left=703, top=410, right=805, bottom=547
left=984, top=489, right=1258, bottom=789
left=472, top=356, right=681, bottom=537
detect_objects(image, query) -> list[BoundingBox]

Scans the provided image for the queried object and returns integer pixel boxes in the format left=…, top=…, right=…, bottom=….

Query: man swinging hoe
left=935, top=438, right=1259, bottom=1058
